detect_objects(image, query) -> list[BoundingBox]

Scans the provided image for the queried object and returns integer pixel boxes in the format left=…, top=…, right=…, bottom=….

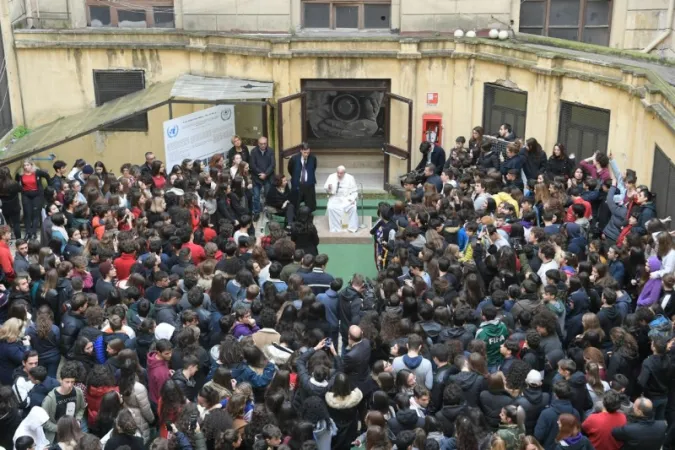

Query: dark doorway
left=652, top=145, right=675, bottom=230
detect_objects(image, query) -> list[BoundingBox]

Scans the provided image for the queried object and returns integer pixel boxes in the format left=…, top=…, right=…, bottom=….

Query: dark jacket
left=301, top=268, right=335, bottom=296
left=553, top=435, right=594, bottom=450
left=568, top=371, right=593, bottom=418
left=27, top=377, right=60, bottom=412
left=611, top=416, right=668, bottom=450
left=171, top=370, right=198, bottom=401
left=154, top=300, right=178, bottom=326
left=338, top=286, right=364, bottom=338
left=226, top=145, right=250, bottom=167
left=515, top=387, right=550, bottom=435
left=293, top=348, right=336, bottom=410
left=342, top=339, right=371, bottom=391
left=15, top=169, right=50, bottom=196
left=325, top=389, right=363, bottom=450
left=250, top=146, right=275, bottom=182
left=546, top=156, right=574, bottom=179
left=0, top=180, right=21, bottom=216
left=0, top=339, right=27, bottom=385
left=476, top=150, right=500, bottom=172
left=520, top=148, right=547, bottom=181
left=290, top=223, right=319, bottom=256
left=607, top=351, right=638, bottom=397
left=597, top=305, right=622, bottom=339
left=634, top=202, right=657, bottom=236
left=60, top=310, right=86, bottom=354
left=435, top=403, right=469, bottom=437
left=416, top=146, right=447, bottom=174
left=438, top=326, right=473, bottom=349
left=103, top=432, right=145, bottom=450
left=25, top=323, right=60, bottom=361
left=479, top=389, right=516, bottom=429
left=430, top=364, right=457, bottom=414
left=500, top=153, right=524, bottom=176
left=449, top=371, right=486, bottom=407
left=603, top=187, right=628, bottom=241
left=388, top=408, right=424, bottom=437
left=288, top=153, right=318, bottom=187
left=637, top=354, right=672, bottom=398
left=534, top=399, right=580, bottom=450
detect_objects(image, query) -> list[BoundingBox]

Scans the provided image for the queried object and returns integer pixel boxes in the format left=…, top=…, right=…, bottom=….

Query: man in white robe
left=324, top=165, right=359, bottom=232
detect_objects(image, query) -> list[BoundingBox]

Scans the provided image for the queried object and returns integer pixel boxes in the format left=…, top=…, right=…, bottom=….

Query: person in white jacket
left=13, top=406, right=50, bottom=450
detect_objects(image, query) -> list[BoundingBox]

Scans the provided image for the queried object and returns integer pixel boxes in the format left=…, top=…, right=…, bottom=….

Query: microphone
left=336, top=181, right=340, bottom=194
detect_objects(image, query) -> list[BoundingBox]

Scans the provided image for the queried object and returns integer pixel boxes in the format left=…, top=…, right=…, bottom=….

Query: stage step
left=314, top=215, right=374, bottom=245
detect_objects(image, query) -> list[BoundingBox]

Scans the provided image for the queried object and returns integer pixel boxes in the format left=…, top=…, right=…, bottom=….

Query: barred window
left=93, top=70, right=148, bottom=132
left=558, top=102, right=610, bottom=160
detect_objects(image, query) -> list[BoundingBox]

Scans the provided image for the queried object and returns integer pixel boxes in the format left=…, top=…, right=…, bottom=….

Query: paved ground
left=522, top=42, right=675, bottom=87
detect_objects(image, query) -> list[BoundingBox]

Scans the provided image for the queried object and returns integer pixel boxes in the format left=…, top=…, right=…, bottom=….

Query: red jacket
left=565, top=197, right=592, bottom=222
left=147, top=351, right=171, bottom=404
left=203, top=227, right=216, bottom=243
left=0, top=241, right=15, bottom=282
left=86, top=385, right=119, bottom=426
left=582, top=411, right=626, bottom=450
left=182, top=242, right=206, bottom=265
left=114, top=252, right=136, bottom=281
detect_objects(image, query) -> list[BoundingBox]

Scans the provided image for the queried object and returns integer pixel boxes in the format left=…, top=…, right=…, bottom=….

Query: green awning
left=0, top=74, right=275, bottom=166
left=0, top=80, right=173, bottom=165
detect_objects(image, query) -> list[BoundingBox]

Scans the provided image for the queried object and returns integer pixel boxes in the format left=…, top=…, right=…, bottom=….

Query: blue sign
left=167, top=124, right=179, bottom=138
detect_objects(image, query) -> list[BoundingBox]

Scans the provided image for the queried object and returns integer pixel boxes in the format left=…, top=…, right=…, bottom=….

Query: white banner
left=163, top=105, right=235, bottom=168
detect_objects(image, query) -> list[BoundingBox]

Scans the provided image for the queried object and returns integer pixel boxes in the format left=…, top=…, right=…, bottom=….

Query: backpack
left=648, top=314, right=673, bottom=340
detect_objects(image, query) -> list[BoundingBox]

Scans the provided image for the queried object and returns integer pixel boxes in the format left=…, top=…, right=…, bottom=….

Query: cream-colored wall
left=8, top=34, right=675, bottom=190
left=399, top=0, right=516, bottom=33
left=182, top=0, right=291, bottom=32
left=611, top=0, right=675, bottom=57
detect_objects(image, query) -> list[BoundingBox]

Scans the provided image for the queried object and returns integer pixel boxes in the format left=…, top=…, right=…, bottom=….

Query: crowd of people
left=0, top=125, right=672, bottom=450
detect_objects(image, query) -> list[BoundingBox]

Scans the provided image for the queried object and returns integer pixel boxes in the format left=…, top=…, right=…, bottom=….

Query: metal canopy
left=172, top=74, right=274, bottom=101
left=0, top=75, right=274, bottom=166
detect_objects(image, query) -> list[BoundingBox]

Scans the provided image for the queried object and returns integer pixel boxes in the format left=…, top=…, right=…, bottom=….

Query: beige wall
left=7, top=33, right=675, bottom=191
left=399, top=0, right=515, bottom=33
left=611, top=0, right=675, bottom=57
left=183, top=0, right=291, bottom=32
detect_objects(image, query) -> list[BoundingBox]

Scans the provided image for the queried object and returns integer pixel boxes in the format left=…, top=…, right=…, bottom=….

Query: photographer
left=415, top=142, right=446, bottom=176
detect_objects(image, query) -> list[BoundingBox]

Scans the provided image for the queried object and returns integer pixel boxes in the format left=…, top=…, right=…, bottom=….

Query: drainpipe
left=0, top=0, right=25, bottom=127
left=643, top=0, right=675, bottom=53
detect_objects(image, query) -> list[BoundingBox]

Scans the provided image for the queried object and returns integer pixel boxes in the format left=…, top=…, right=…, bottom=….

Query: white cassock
left=324, top=172, right=359, bottom=232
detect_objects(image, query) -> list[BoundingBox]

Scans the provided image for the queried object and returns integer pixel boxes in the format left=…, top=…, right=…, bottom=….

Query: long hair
left=56, top=416, right=84, bottom=444
left=455, top=415, right=478, bottom=450
left=36, top=306, right=54, bottom=340
left=585, top=362, right=605, bottom=396
left=160, top=380, right=186, bottom=424
left=0, top=318, right=23, bottom=342
left=555, top=413, right=580, bottom=441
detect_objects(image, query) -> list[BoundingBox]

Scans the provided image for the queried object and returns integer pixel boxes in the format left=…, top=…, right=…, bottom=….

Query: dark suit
left=341, top=338, right=371, bottom=390
left=425, top=175, right=443, bottom=193
left=415, top=145, right=446, bottom=175
left=287, top=153, right=318, bottom=211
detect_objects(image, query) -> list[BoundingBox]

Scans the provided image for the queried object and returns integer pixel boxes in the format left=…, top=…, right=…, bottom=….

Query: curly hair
left=202, top=408, right=233, bottom=442
left=504, top=359, right=531, bottom=391
left=86, top=364, right=116, bottom=387
left=219, top=335, right=244, bottom=365
left=115, top=409, right=139, bottom=435
left=36, top=305, right=54, bottom=340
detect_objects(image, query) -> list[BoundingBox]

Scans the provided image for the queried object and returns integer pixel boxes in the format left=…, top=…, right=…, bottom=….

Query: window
left=302, top=1, right=391, bottom=29
left=86, top=0, right=174, bottom=28
left=93, top=70, right=148, bottom=132
left=483, top=83, right=528, bottom=139
left=557, top=102, right=610, bottom=160
left=652, top=146, right=675, bottom=230
left=519, top=0, right=612, bottom=46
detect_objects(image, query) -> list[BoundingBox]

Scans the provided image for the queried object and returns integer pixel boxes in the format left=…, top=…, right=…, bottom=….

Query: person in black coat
left=500, top=143, right=525, bottom=176
left=534, top=381, right=580, bottom=450
left=546, top=143, right=574, bottom=179
left=476, top=142, right=500, bottom=172
left=290, top=205, right=319, bottom=256
left=265, top=174, right=295, bottom=227
left=287, top=144, right=318, bottom=212
left=388, top=394, right=424, bottom=436
left=611, top=397, right=668, bottom=450
left=103, top=409, right=145, bottom=450
left=479, top=372, right=516, bottom=430
left=448, top=354, right=487, bottom=407
left=515, top=370, right=551, bottom=435
left=226, top=136, right=250, bottom=167
left=293, top=343, right=338, bottom=410
left=637, top=337, right=672, bottom=420
left=0, top=167, right=22, bottom=239
left=341, top=326, right=371, bottom=391
left=434, top=381, right=469, bottom=437
left=415, top=142, right=446, bottom=175
left=520, top=138, right=547, bottom=181
left=429, top=343, right=456, bottom=414
left=59, top=294, right=88, bottom=355
left=325, top=373, right=363, bottom=450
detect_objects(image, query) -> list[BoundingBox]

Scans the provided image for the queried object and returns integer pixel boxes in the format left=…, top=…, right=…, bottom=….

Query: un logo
left=221, top=109, right=232, bottom=121
left=167, top=124, right=179, bottom=138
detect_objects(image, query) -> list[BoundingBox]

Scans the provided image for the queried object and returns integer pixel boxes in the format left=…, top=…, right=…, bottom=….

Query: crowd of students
left=0, top=125, right=673, bottom=450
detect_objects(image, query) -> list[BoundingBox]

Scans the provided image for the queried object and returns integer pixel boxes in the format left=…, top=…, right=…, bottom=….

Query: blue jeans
left=252, top=179, right=270, bottom=215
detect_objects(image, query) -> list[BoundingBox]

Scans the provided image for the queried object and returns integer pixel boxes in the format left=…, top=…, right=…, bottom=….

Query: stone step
left=314, top=215, right=374, bottom=245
